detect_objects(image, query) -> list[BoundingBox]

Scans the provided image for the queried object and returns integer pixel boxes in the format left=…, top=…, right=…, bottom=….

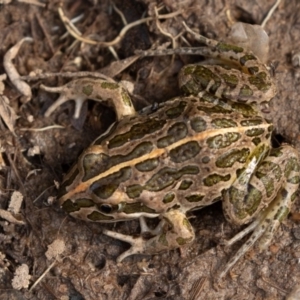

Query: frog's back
left=59, top=95, right=272, bottom=221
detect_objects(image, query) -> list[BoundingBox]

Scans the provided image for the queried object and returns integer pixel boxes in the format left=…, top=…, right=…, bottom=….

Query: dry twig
left=58, top=5, right=182, bottom=47
left=3, top=37, right=33, bottom=103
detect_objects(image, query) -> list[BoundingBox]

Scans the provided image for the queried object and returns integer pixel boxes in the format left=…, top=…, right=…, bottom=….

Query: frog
left=42, top=23, right=300, bottom=278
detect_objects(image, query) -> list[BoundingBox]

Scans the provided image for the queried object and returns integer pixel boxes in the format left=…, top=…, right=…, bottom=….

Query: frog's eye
left=99, top=204, right=113, bottom=214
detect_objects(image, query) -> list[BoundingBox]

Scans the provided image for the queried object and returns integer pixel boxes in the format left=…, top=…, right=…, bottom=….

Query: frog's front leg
left=103, top=210, right=195, bottom=262
left=41, top=78, right=136, bottom=119
left=220, top=144, right=300, bottom=278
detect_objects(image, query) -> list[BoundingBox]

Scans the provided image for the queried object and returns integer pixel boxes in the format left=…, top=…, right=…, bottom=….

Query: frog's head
left=58, top=145, right=160, bottom=223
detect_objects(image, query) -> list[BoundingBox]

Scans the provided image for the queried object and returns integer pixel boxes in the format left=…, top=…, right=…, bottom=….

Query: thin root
left=58, top=5, right=182, bottom=47
left=261, top=0, right=281, bottom=28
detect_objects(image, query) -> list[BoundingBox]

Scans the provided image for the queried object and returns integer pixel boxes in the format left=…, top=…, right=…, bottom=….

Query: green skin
left=44, top=33, right=300, bottom=278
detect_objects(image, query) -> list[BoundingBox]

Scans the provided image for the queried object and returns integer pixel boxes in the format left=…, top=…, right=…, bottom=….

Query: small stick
left=3, top=37, right=33, bottom=103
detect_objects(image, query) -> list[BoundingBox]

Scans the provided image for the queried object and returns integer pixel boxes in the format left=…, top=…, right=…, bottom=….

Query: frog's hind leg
left=219, top=145, right=300, bottom=278
left=136, top=22, right=276, bottom=104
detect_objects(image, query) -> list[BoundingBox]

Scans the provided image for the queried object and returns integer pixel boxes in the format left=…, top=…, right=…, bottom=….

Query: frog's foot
left=41, top=78, right=135, bottom=120
left=102, top=217, right=167, bottom=262
left=222, top=219, right=259, bottom=248
left=219, top=145, right=300, bottom=279
left=219, top=197, right=282, bottom=279
left=102, top=210, right=195, bottom=262
left=102, top=229, right=149, bottom=262
left=41, top=84, right=85, bottom=118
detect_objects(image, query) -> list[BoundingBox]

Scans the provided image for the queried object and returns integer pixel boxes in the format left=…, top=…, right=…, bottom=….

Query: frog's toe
left=102, top=229, right=146, bottom=262
left=43, top=93, right=70, bottom=117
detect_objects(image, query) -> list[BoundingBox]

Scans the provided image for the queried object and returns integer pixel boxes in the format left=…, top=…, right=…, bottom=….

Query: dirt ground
left=1, top=0, right=300, bottom=299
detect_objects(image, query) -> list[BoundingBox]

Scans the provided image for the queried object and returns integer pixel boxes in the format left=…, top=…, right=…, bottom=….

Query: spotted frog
left=43, top=25, right=300, bottom=277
